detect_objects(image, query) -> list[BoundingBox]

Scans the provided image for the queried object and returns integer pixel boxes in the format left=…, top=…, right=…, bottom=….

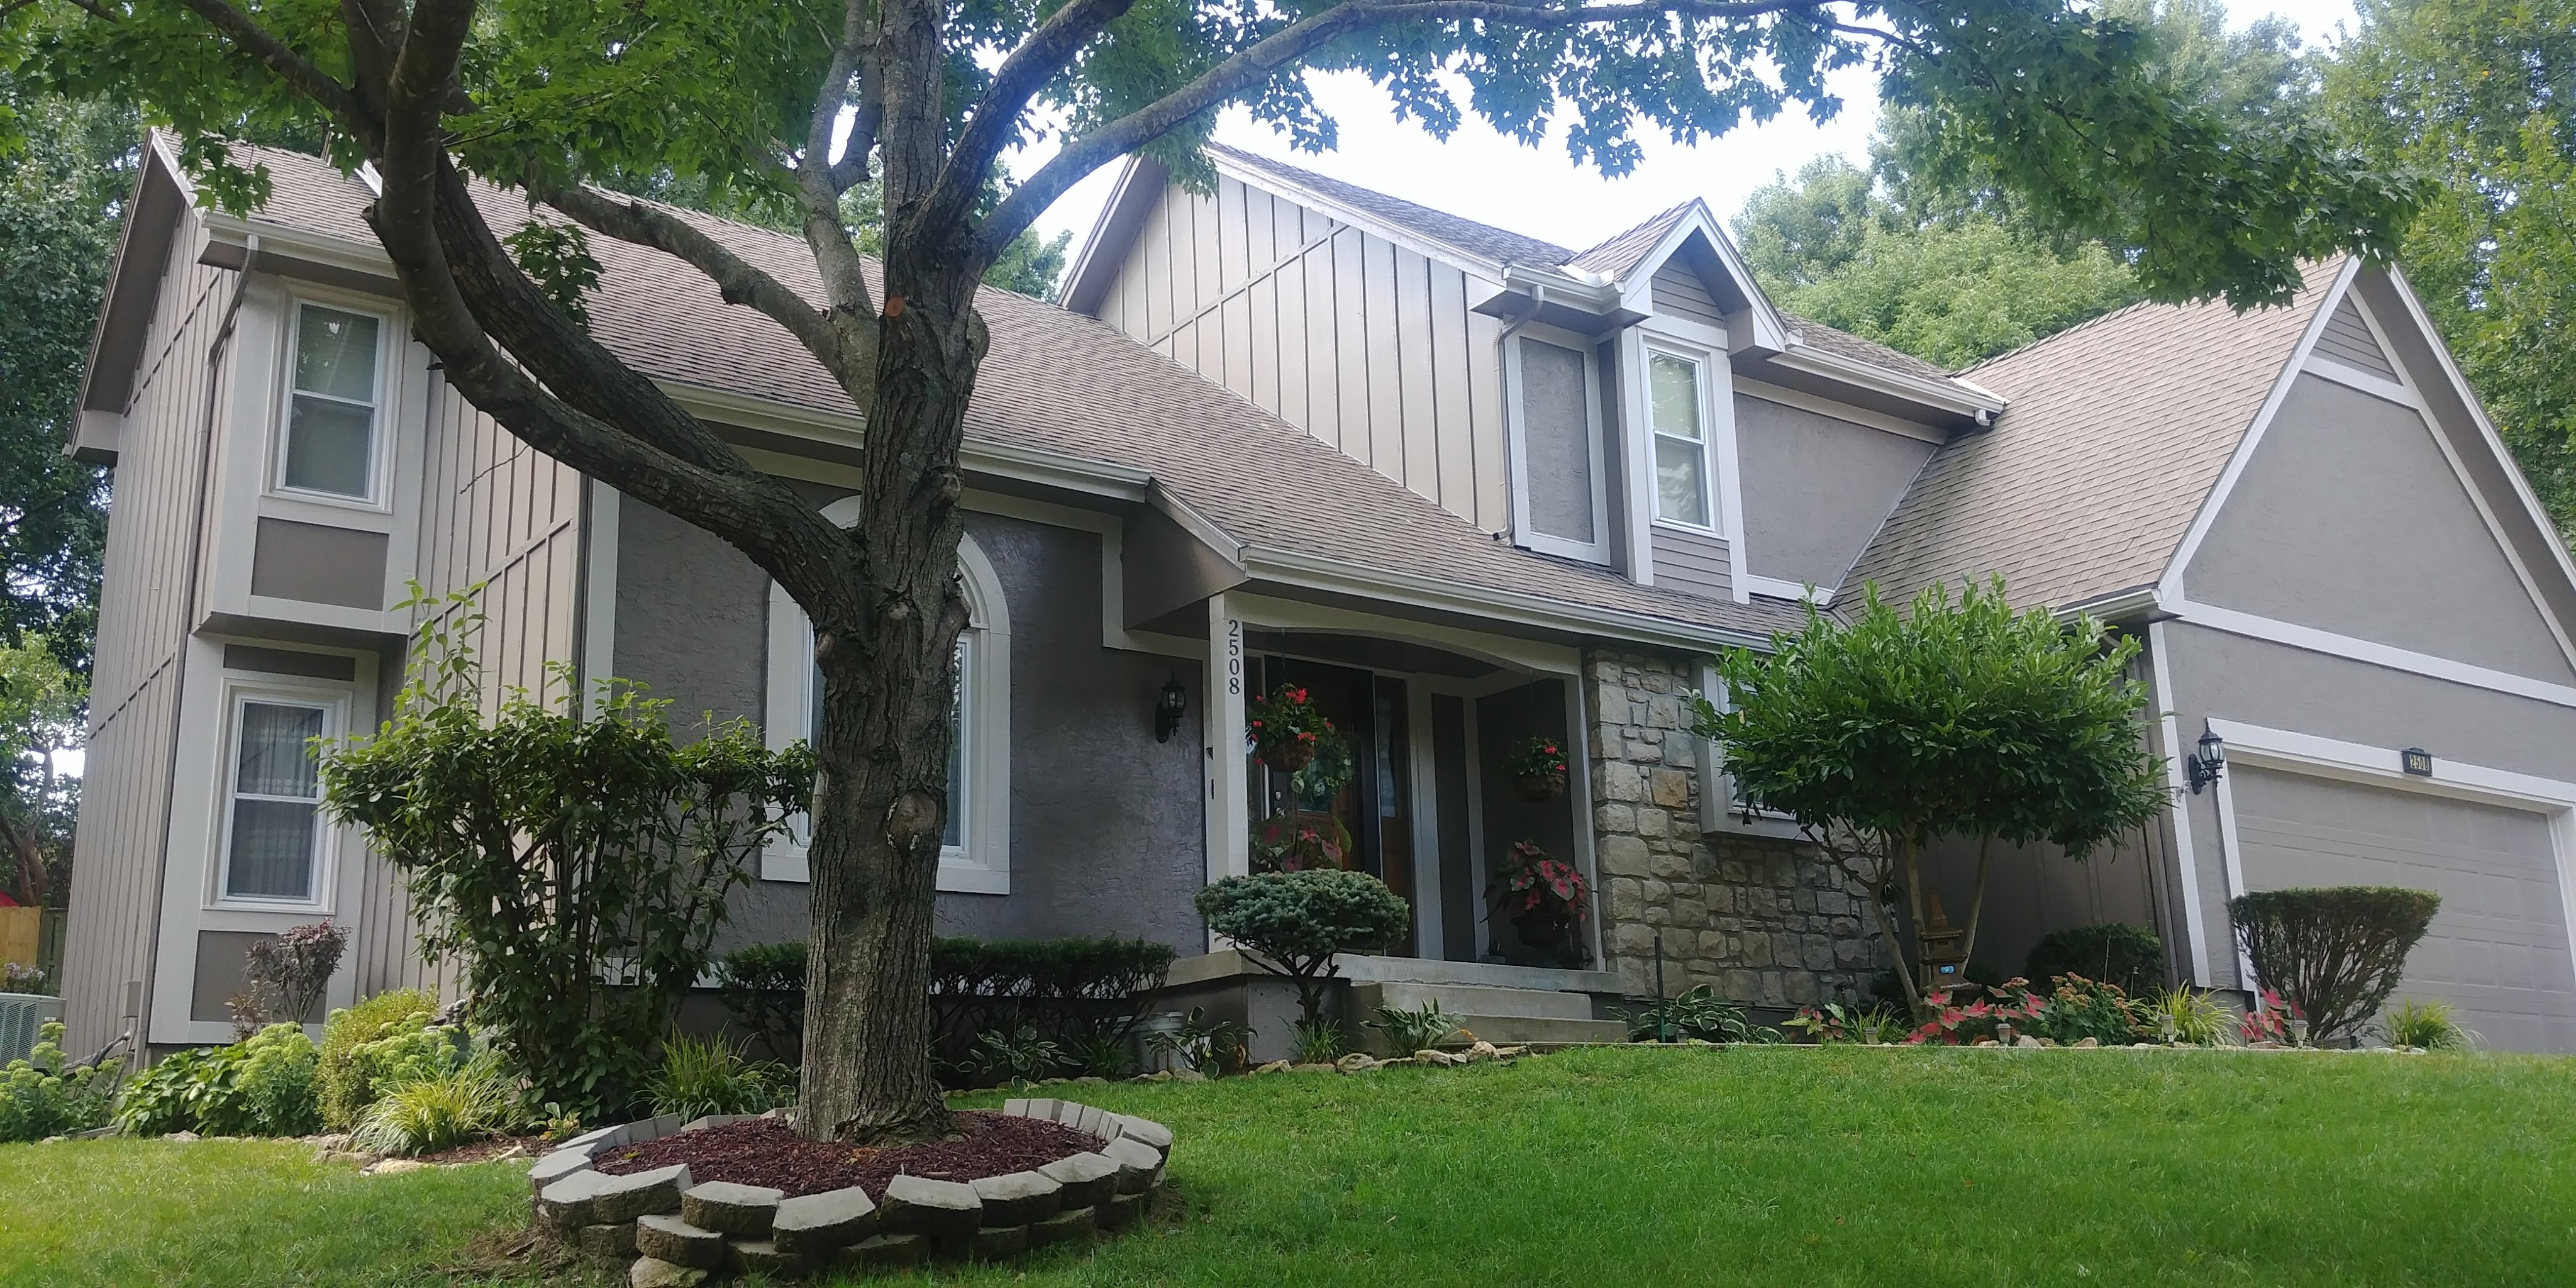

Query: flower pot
left=1511, top=909, right=1572, bottom=949
left=1258, top=739, right=1316, bottom=772
left=1513, top=772, right=1566, bottom=802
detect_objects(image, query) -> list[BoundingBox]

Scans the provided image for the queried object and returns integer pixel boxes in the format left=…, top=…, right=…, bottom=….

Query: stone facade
left=1585, top=650, right=1883, bottom=1008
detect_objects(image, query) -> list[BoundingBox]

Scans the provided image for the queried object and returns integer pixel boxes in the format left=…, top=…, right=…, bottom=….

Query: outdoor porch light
left=1155, top=674, right=1188, bottom=743
left=2186, top=721, right=2226, bottom=794
left=2401, top=747, right=2434, bottom=777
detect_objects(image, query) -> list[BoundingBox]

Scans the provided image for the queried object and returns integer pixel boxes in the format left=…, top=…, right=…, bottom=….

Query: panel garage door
left=2231, top=766, right=2576, bottom=1052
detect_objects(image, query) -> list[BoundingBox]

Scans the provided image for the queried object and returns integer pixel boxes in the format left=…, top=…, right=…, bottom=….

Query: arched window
left=763, top=515, right=1011, bottom=894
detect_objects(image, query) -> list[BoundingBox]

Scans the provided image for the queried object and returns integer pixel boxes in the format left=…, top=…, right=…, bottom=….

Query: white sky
left=1023, top=0, right=2367, bottom=256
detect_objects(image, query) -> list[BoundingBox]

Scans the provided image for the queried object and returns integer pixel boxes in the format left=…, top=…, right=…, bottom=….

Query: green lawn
left=6, top=1045, right=2573, bottom=1286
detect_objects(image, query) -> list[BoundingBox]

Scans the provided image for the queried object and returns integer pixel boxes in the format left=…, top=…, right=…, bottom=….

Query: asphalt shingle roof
left=236, top=146, right=1811, bottom=643
left=1844, top=258, right=2341, bottom=610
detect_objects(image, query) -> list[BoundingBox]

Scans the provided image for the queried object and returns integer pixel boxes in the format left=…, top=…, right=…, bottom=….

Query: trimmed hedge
left=2024, top=923, right=2164, bottom=996
left=2231, top=887, right=2441, bottom=1043
left=712, top=935, right=1177, bottom=1084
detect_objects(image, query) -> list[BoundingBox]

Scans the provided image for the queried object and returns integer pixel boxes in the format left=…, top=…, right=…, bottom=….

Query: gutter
left=1239, top=545, right=1778, bottom=655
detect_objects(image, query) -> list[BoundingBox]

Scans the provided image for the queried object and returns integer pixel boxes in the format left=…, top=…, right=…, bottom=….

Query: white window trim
left=1503, top=321, right=1614, bottom=565
left=1618, top=321, right=1748, bottom=597
left=1640, top=342, right=1722, bottom=535
left=762, top=525, right=1011, bottom=894
left=1689, top=665, right=1807, bottom=839
left=269, top=296, right=398, bottom=511
left=208, top=681, right=349, bottom=913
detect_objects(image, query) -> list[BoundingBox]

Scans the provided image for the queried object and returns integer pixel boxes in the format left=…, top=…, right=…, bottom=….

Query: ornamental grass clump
left=2229, top=886, right=2441, bottom=1043
left=2374, top=997, right=2477, bottom=1051
left=318, top=989, right=452, bottom=1130
left=647, top=1031, right=794, bottom=1119
left=350, top=1055, right=517, bottom=1155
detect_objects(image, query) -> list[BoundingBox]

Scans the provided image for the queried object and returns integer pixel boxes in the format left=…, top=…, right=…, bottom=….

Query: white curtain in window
left=227, top=702, right=323, bottom=899
left=1650, top=351, right=1710, bottom=526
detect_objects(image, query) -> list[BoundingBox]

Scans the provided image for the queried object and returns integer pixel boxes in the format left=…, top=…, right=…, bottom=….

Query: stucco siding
left=1092, top=179, right=1510, bottom=531
left=61, top=213, right=229, bottom=1050
left=1735, top=393, right=1935, bottom=593
left=612, top=497, right=769, bottom=726
left=2184, top=374, right=2576, bottom=686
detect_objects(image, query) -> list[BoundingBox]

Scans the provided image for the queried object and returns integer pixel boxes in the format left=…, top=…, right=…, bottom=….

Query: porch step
left=1351, top=980, right=1596, bottom=1021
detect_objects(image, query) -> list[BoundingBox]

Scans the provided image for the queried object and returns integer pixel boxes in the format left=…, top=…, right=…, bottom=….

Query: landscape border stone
left=531, top=1099, right=1169, bottom=1282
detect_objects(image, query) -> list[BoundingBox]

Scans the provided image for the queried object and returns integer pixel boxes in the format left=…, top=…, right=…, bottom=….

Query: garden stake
left=1655, top=931, right=1672, bottom=1043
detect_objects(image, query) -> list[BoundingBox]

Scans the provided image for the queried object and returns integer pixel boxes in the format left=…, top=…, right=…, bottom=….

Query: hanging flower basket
left=1502, top=736, right=1569, bottom=801
left=1245, top=686, right=1331, bottom=772
left=1260, top=738, right=1317, bottom=772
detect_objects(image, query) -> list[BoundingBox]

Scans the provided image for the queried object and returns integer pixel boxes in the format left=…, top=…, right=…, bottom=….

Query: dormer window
left=1506, top=325, right=1611, bottom=563
left=1650, top=349, right=1714, bottom=528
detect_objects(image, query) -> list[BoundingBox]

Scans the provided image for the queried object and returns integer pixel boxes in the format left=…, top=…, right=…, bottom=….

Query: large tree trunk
left=795, top=244, right=985, bottom=1144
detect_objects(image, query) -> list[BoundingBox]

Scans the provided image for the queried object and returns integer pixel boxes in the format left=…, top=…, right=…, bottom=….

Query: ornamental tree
left=1696, top=579, right=2168, bottom=1013
left=16, top=0, right=2412, bottom=1141
left=1196, top=869, right=1409, bottom=1026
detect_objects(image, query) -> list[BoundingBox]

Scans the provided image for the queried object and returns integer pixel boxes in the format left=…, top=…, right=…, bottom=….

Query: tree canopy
left=5, top=0, right=2421, bottom=1141
left=2326, top=0, right=2576, bottom=538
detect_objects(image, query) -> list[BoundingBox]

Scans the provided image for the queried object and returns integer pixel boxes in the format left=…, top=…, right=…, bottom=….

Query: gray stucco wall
left=1733, top=394, right=1934, bottom=590
left=2159, top=619, right=2576, bottom=987
left=2184, top=373, right=2576, bottom=685
left=614, top=499, right=1208, bottom=958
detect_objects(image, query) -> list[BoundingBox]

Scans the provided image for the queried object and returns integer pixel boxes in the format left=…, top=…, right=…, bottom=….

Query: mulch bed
left=411, top=1133, right=552, bottom=1166
left=590, top=1113, right=1105, bottom=1199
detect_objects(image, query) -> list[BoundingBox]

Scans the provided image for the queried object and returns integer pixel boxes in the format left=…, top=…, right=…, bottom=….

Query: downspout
left=138, top=235, right=258, bottom=1057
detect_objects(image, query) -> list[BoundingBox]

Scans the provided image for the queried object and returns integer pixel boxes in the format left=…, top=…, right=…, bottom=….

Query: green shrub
left=114, top=1024, right=319, bottom=1138
left=2374, top=997, right=2477, bottom=1050
left=716, top=935, right=1177, bottom=1087
left=713, top=941, right=807, bottom=1060
left=1291, top=1018, right=1345, bottom=1063
left=1143, top=1008, right=1250, bottom=1077
left=1619, top=986, right=1770, bottom=1043
left=1365, top=1001, right=1463, bottom=1053
left=2145, top=987, right=2237, bottom=1046
left=318, top=989, right=445, bottom=1130
left=0, top=1021, right=122, bottom=1143
left=645, top=1031, right=793, bottom=1120
left=1194, top=870, right=1411, bottom=1026
left=2024, top=923, right=2164, bottom=996
left=2231, top=887, right=2441, bottom=1043
left=1782, top=1002, right=1901, bottom=1045
left=350, top=1056, right=515, bottom=1155
left=2024, top=975, right=2143, bottom=1046
left=969, top=1026, right=1065, bottom=1086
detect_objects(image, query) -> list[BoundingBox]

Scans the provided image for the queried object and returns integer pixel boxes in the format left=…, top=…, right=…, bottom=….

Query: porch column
left=1204, top=594, right=1250, bottom=907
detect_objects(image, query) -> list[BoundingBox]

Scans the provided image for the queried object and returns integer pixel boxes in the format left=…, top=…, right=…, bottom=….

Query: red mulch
left=590, top=1113, right=1105, bottom=1199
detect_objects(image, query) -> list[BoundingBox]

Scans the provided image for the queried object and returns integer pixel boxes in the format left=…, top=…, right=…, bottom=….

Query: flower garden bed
left=528, top=1100, right=1170, bottom=1284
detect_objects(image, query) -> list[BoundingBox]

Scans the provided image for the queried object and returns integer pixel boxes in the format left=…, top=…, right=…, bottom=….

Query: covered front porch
left=1177, top=591, right=1633, bottom=1057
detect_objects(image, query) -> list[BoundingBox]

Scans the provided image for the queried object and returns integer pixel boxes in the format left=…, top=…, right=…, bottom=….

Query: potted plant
left=1245, top=686, right=1333, bottom=772
left=1502, top=735, right=1569, bottom=801
left=1494, top=841, right=1588, bottom=952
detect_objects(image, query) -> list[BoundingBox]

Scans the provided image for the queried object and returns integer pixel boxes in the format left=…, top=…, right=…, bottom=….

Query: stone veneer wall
left=1585, top=650, right=1883, bottom=1008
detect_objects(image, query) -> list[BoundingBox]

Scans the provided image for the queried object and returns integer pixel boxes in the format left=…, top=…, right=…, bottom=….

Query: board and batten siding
left=1649, top=525, right=1733, bottom=600
left=1091, top=176, right=1510, bottom=532
left=60, top=216, right=232, bottom=1051
left=345, top=380, right=588, bottom=1001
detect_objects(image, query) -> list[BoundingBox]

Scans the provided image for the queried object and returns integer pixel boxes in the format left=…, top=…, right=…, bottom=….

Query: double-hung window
left=1649, top=348, right=1715, bottom=528
left=277, top=302, right=386, bottom=502
left=220, top=697, right=330, bottom=902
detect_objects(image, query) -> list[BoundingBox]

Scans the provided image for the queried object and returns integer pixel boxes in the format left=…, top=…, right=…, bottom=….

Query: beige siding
left=348, top=378, right=586, bottom=1002
left=1650, top=264, right=1726, bottom=328
left=1649, top=526, right=1733, bottom=600
left=61, top=218, right=231, bottom=1050
left=2315, top=296, right=2396, bottom=379
left=1092, top=178, right=1509, bottom=531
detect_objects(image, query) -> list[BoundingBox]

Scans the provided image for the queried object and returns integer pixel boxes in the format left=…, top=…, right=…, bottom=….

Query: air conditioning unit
left=0, top=992, right=64, bottom=1064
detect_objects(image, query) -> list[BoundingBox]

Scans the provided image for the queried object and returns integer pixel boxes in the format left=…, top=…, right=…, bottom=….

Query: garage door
left=2231, top=766, right=2576, bottom=1052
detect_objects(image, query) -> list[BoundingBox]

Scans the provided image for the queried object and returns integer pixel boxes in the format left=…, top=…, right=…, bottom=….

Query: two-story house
left=60, top=133, right=2576, bottom=1058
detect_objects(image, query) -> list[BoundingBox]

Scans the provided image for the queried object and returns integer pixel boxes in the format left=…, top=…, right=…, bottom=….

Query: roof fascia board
left=201, top=209, right=396, bottom=284
left=2159, top=257, right=2356, bottom=602
left=1764, top=342, right=2004, bottom=419
left=2373, top=262, right=2576, bottom=631
left=1207, top=150, right=1574, bottom=287
left=1734, top=377, right=1948, bottom=445
left=1240, top=545, right=1774, bottom=654
left=1611, top=203, right=1791, bottom=351
left=1058, top=155, right=1168, bottom=316
left=77, top=134, right=192, bottom=415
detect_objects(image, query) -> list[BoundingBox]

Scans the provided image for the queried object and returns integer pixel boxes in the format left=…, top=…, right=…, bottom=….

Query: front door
left=1249, top=657, right=1418, bottom=957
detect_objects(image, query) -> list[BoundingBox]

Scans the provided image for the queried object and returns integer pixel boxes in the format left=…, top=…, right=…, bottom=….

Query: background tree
left=2326, top=0, right=2576, bottom=538
left=1696, top=580, right=2168, bottom=1011
left=1735, top=0, right=2325, bottom=367
left=16, top=0, right=2414, bottom=1142
left=0, top=636, right=82, bottom=917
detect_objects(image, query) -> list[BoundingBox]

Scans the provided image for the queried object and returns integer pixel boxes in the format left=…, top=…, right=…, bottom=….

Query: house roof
left=1563, top=201, right=1696, bottom=279
left=219, top=145, right=1811, bottom=648
left=1844, top=258, right=2345, bottom=611
left=1204, top=143, right=1584, bottom=274
left=1778, top=310, right=1957, bottom=385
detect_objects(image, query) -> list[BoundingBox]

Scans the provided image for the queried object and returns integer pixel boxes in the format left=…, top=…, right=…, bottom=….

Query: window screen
left=1517, top=337, right=1595, bottom=543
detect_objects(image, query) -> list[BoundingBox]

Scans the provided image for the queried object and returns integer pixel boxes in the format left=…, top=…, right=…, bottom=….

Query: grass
left=6, top=1045, right=2575, bottom=1285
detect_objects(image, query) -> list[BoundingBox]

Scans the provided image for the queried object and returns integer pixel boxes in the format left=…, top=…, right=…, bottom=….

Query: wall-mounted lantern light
left=2401, top=747, right=2434, bottom=777
left=2186, top=721, right=2226, bottom=794
left=1155, top=675, right=1189, bottom=743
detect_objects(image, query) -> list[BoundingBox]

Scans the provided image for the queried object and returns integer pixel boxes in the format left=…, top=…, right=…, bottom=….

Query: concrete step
left=1443, top=1014, right=1630, bottom=1048
left=1350, top=980, right=1596, bottom=1021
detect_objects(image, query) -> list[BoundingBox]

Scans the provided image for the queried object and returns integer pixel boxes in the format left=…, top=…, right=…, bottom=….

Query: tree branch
left=929, top=0, right=1142, bottom=235
left=168, top=0, right=372, bottom=139
left=982, top=0, right=1829, bottom=252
